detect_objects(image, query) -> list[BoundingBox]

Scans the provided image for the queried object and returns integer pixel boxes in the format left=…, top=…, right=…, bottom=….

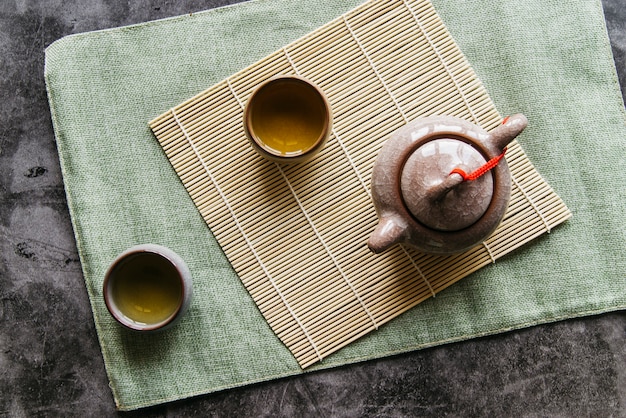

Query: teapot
left=367, top=113, right=528, bottom=255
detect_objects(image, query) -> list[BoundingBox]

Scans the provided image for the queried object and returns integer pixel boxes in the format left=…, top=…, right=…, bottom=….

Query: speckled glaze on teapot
left=367, top=113, right=528, bottom=255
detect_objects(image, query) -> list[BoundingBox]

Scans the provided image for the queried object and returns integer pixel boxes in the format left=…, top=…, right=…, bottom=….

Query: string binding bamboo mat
left=149, top=0, right=571, bottom=368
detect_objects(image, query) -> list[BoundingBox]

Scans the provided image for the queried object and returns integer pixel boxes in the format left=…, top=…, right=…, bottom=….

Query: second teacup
left=103, top=244, right=192, bottom=332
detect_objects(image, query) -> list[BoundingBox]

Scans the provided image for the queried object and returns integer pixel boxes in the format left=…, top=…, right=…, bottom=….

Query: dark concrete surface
left=1, top=0, right=624, bottom=416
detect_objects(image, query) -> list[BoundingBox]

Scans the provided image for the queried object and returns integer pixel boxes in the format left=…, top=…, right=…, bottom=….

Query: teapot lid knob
left=400, top=138, right=494, bottom=231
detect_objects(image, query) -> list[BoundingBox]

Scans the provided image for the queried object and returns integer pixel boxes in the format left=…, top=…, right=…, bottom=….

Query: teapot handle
left=367, top=216, right=409, bottom=254
left=489, top=113, right=528, bottom=151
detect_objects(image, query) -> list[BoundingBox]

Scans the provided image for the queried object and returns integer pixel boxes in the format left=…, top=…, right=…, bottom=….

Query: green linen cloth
left=44, top=0, right=626, bottom=411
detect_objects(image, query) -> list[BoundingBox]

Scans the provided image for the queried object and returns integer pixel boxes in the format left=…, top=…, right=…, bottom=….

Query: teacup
left=103, top=244, right=192, bottom=332
left=244, top=75, right=332, bottom=163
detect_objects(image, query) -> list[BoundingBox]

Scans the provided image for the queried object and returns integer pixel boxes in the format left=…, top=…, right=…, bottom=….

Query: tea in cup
left=103, top=244, right=192, bottom=332
left=244, top=75, right=332, bottom=163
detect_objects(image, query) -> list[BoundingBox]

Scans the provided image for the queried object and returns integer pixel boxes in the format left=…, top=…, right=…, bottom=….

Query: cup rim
left=243, top=74, right=332, bottom=162
left=103, top=246, right=186, bottom=332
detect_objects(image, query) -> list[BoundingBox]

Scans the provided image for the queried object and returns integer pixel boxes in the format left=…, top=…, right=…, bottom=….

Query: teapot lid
left=400, top=138, right=493, bottom=231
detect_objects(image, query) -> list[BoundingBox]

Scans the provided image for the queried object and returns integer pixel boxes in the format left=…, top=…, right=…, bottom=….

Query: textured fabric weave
left=44, top=0, right=626, bottom=410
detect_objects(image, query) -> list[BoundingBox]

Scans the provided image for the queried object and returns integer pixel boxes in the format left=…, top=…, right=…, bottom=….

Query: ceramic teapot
left=367, top=113, right=528, bottom=255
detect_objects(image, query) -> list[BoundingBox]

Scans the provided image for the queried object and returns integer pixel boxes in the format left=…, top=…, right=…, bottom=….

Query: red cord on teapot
left=450, top=116, right=510, bottom=181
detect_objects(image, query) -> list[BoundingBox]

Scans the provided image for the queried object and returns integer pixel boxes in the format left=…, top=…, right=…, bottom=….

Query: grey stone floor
left=1, top=1, right=624, bottom=416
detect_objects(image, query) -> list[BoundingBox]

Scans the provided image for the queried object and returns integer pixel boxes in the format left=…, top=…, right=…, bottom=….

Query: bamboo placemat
left=149, top=0, right=571, bottom=368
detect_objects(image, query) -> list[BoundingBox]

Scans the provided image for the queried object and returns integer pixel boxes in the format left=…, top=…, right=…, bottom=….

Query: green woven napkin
left=45, top=0, right=626, bottom=411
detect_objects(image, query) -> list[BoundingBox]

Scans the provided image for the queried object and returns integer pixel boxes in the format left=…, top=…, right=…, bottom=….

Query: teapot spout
left=367, top=216, right=409, bottom=254
left=489, top=113, right=528, bottom=151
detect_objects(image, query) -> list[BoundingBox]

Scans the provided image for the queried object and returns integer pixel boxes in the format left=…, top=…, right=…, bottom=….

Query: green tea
left=110, top=253, right=183, bottom=325
left=249, top=80, right=327, bottom=155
